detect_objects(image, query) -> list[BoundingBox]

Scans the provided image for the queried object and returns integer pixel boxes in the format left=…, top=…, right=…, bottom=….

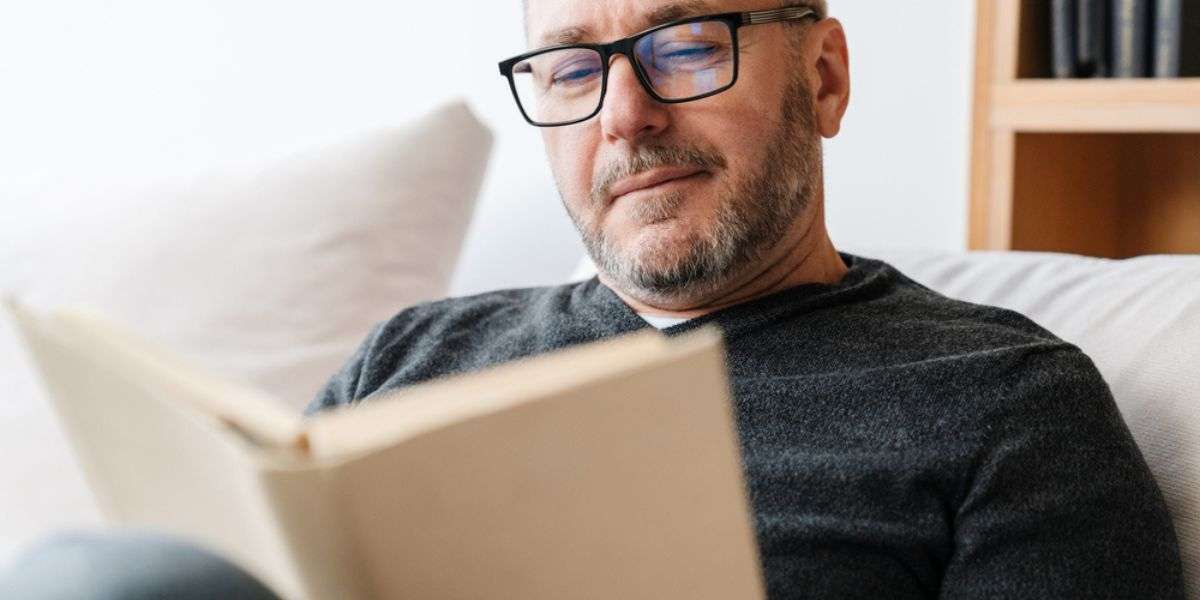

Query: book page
left=3, top=298, right=308, bottom=598
left=50, top=306, right=307, bottom=450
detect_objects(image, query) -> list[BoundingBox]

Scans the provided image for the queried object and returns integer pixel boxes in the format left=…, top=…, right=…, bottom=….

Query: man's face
left=525, top=0, right=826, bottom=304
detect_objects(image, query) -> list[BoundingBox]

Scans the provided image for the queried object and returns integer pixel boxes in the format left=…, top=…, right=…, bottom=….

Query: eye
left=552, top=60, right=601, bottom=86
left=659, top=43, right=718, bottom=61
left=645, top=40, right=732, bottom=73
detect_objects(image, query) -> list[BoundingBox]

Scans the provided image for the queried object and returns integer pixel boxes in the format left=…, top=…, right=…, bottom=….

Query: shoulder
left=883, top=259, right=1126, bottom=441
left=366, top=279, right=591, bottom=365
left=857, top=254, right=1071, bottom=361
left=374, top=281, right=586, bottom=345
left=326, top=279, right=602, bottom=407
left=841, top=256, right=1118, bottom=429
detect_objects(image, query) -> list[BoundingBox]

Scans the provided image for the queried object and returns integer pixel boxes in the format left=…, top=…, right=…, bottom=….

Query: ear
left=806, top=18, right=851, bottom=139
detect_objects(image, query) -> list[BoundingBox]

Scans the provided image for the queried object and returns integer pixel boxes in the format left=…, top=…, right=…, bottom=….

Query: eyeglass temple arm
left=741, top=6, right=819, bottom=26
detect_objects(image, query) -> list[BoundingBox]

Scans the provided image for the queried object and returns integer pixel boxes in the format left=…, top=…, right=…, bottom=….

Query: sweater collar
left=581, top=253, right=896, bottom=342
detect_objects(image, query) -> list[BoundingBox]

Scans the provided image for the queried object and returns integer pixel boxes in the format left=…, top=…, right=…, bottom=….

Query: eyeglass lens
left=510, top=20, right=735, bottom=126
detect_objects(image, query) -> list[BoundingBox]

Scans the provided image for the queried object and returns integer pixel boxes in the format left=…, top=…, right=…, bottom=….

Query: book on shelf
left=1113, top=0, right=1151, bottom=77
left=1078, top=0, right=1112, bottom=77
left=1053, top=0, right=1079, bottom=77
left=1049, top=0, right=1198, bottom=79
left=3, top=297, right=765, bottom=600
left=1154, top=0, right=1200, bottom=77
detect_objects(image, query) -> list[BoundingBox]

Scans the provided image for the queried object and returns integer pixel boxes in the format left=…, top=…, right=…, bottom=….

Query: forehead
left=525, top=0, right=754, bottom=47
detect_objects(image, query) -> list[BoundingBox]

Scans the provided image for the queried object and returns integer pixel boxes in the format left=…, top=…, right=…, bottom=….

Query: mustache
left=590, top=144, right=727, bottom=206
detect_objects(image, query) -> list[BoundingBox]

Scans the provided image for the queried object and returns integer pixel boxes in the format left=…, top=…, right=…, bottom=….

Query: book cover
left=4, top=298, right=767, bottom=600
left=1053, top=0, right=1079, bottom=77
left=1112, top=0, right=1150, bottom=77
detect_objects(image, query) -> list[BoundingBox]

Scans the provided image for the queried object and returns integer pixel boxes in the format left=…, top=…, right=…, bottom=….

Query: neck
left=601, top=203, right=849, bottom=319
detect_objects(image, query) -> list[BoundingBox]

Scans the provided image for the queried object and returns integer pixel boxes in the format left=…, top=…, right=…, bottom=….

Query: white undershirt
left=638, top=313, right=692, bottom=330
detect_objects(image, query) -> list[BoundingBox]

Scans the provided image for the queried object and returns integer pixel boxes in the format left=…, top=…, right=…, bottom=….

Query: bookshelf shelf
left=992, top=79, right=1200, bottom=132
left=970, top=0, right=1200, bottom=257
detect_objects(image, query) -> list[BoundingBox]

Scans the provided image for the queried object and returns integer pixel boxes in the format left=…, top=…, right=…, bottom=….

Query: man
left=1, top=1, right=1184, bottom=598
left=309, top=0, right=1184, bottom=597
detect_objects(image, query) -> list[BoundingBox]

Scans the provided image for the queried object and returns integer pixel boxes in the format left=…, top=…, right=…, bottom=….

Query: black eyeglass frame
left=497, top=6, right=820, bottom=127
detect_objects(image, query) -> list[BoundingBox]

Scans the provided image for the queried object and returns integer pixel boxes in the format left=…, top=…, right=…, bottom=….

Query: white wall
left=825, top=1, right=976, bottom=257
left=0, top=1, right=974, bottom=297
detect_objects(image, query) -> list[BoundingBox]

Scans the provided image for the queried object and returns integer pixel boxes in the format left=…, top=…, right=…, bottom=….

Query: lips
left=607, top=166, right=707, bottom=203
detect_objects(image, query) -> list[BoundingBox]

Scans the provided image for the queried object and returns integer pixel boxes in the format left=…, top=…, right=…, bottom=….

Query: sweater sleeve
left=939, top=347, right=1185, bottom=599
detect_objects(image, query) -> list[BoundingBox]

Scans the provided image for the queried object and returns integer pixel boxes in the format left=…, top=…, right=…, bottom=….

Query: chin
left=617, top=221, right=681, bottom=255
left=585, top=204, right=732, bottom=298
left=621, top=222, right=699, bottom=265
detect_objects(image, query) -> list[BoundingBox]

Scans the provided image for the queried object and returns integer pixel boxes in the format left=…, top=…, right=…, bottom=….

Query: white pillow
left=0, top=100, right=493, bottom=560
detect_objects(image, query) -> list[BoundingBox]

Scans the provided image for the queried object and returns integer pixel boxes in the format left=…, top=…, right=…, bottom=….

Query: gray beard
left=565, top=74, right=823, bottom=304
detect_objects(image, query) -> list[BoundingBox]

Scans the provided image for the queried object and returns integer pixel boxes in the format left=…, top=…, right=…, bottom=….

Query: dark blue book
left=1155, top=0, right=1183, bottom=76
left=1078, top=0, right=1112, bottom=77
left=1154, top=0, right=1200, bottom=77
left=1053, top=0, right=1079, bottom=77
left=1188, top=2, right=1200, bottom=76
left=1112, top=0, right=1150, bottom=77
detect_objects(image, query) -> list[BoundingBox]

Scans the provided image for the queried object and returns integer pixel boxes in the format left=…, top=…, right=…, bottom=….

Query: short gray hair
left=787, top=0, right=829, bottom=19
left=521, top=1, right=831, bottom=24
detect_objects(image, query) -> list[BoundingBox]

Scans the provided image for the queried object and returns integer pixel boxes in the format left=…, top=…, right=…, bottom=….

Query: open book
left=4, top=297, right=764, bottom=600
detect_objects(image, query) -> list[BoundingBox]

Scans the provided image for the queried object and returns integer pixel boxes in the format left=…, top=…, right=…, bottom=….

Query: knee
left=0, top=531, right=281, bottom=600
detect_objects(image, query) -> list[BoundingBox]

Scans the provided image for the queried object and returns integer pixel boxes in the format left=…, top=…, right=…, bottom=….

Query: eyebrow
left=536, top=0, right=716, bottom=47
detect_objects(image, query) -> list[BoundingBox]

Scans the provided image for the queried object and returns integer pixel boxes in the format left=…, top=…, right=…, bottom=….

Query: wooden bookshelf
left=970, top=0, right=1200, bottom=257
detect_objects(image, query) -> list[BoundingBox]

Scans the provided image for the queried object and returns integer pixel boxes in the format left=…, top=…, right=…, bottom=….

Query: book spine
left=1186, top=3, right=1200, bottom=76
left=1053, top=0, right=1079, bottom=77
left=1112, top=0, right=1150, bottom=77
left=1078, top=0, right=1098, bottom=76
left=1078, top=0, right=1112, bottom=77
left=1154, top=0, right=1183, bottom=77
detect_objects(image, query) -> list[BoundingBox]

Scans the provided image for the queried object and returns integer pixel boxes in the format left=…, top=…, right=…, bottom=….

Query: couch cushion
left=0, top=100, right=493, bottom=561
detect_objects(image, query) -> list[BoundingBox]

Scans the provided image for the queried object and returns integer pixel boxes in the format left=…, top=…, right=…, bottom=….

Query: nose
left=598, top=55, right=670, bottom=143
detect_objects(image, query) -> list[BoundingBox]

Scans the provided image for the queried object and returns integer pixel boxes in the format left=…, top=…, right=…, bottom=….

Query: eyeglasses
left=497, top=7, right=819, bottom=128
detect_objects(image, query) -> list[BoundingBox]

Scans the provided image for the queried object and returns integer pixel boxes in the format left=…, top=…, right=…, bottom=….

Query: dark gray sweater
left=308, top=254, right=1184, bottom=599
